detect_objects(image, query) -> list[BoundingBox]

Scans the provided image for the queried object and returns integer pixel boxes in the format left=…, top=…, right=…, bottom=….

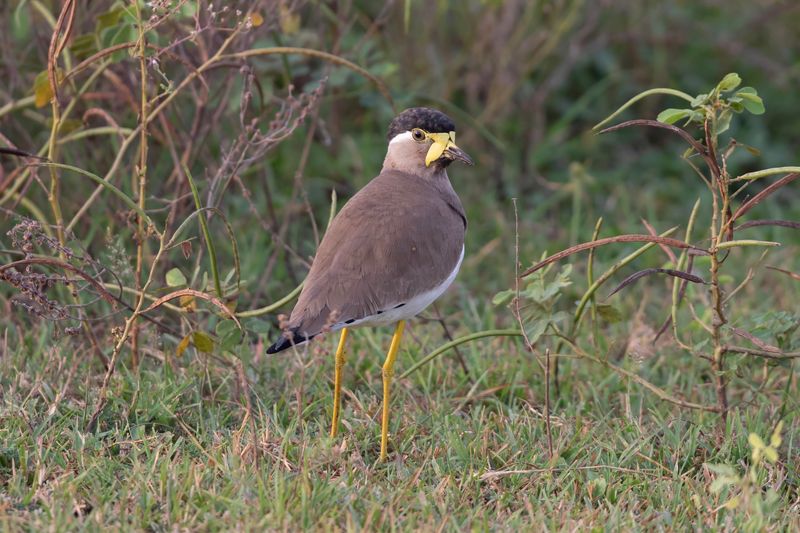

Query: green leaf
left=101, top=23, right=137, bottom=61
left=166, top=268, right=187, bottom=287
left=716, top=73, right=742, bottom=93
left=657, top=108, right=692, bottom=125
left=736, top=89, right=765, bottom=115
left=176, top=335, right=191, bottom=357
left=220, top=328, right=243, bottom=352
left=215, top=320, right=238, bottom=337
left=246, top=319, right=273, bottom=335
left=550, top=311, right=570, bottom=326
left=179, top=2, right=196, bottom=17
left=12, top=2, right=32, bottom=42
left=523, top=318, right=549, bottom=345
left=69, top=34, right=98, bottom=61
left=223, top=267, right=237, bottom=286
left=596, top=303, right=623, bottom=324
left=690, top=93, right=708, bottom=108
left=529, top=264, right=572, bottom=302
left=492, top=289, right=515, bottom=306
left=730, top=101, right=745, bottom=113
left=33, top=70, right=53, bottom=108
left=526, top=281, right=563, bottom=303
left=715, top=108, right=733, bottom=135
left=97, top=6, right=126, bottom=30
left=216, top=319, right=243, bottom=350
left=688, top=109, right=706, bottom=123
left=192, top=331, right=215, bottom=353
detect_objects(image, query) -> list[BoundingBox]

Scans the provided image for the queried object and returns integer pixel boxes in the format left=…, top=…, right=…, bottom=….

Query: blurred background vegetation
left=0, top=0, right=798, bottom=529
left=2, top=0, right=798, bottom=302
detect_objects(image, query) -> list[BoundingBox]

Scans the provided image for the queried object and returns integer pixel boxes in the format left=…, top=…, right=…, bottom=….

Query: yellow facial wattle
left=425, top=131, right=458, bottom=167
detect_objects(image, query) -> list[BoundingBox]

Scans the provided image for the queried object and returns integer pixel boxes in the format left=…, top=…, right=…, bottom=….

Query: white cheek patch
left=388, top=131, right=415, bottom=145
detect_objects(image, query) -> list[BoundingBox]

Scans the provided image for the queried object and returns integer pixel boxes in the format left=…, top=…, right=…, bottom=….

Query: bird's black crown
left=387, top=107, right=456, bottom=141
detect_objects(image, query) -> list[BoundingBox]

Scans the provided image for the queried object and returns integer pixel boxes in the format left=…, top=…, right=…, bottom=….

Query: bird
left=266, top=107, right=472, bottom=460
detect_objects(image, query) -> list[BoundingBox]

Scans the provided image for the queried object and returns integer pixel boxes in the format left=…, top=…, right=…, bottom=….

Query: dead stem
left=706, top=117, right=729, bottom=439
left=131, top=2, right=150, bottom=369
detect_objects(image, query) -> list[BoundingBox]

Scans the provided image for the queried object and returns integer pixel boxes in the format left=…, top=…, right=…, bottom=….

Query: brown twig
left=131, top=2, right=151, bottom=369
left=544, top=347, right=554, bottom=460
left=521, top=235, right=707, bottom=278
left=730, top=173, right=799, bottom=225
left=140, top=288, right=242, bottom=329
left=723, top=345, right=800, bottom=360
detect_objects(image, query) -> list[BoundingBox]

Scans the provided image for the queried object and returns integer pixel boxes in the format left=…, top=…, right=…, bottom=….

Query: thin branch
left=521, top=234, right=706, bottom=278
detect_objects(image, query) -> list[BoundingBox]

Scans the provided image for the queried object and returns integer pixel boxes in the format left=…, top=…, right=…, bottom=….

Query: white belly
left=335, top=245, right=464, bottom=330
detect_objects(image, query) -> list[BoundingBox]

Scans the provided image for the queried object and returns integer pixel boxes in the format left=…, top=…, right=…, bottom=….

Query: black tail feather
left=266, top=328, right=314, bottom=354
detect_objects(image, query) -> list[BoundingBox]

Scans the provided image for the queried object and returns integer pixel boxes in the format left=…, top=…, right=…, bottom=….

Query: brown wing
left=288, top=170, right=465, bottom=337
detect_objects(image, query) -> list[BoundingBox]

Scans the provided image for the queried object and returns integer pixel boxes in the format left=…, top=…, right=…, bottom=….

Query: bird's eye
left=411, top=129, right=426, bottom=142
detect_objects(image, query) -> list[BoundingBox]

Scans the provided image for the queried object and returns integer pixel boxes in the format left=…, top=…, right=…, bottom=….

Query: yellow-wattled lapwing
left=267, top=107, right=472, bottom=460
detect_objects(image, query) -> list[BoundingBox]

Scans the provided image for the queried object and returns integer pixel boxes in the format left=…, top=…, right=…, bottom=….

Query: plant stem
left=544, top=347, right=554, bottom=460
left=88, top=232, right=168, bottom=431
left=710, top=256, right=729, bottom=433
left=706, top=116, right=729, bottom=438
left=587, top=218, right=603, bottom=352
left=41, top=1, right=109, bottom=366
left=47, top=80, right=64, bottom=246
left=131, top=2, right=149, bottom=369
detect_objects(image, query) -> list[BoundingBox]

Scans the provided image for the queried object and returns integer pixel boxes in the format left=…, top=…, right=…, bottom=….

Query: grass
left=2, top=251, right=798, bottom=529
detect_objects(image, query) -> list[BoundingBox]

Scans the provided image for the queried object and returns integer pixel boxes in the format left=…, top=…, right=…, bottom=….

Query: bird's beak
left=444, top=143, right=474, bottom=166
left=425, top=132, right=474, bottom=167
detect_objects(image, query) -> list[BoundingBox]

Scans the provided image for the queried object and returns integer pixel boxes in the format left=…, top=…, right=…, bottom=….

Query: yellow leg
left=330, top=327, right=349, bottom=438
left=380, top=320, right=406, bottom=460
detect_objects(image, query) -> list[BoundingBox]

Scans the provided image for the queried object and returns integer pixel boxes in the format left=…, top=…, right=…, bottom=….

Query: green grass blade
left=34, top=161, right=157, bottom=233
left=592, top=88, right=694, bottom=131
left=182, top=163, right=223, bottom=299
left=400, top=329, right=523, bottom=379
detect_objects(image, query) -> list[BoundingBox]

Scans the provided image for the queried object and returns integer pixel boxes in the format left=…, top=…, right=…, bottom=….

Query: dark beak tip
left=448, top=147, right=474, bottom=166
